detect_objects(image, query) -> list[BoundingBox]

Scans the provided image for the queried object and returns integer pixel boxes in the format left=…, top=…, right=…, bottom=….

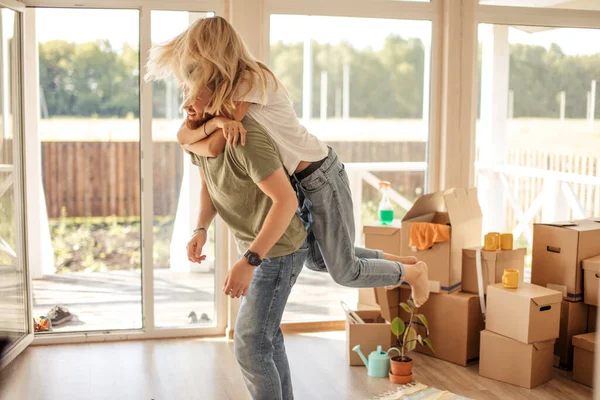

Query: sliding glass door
left=0, top=2, right=31, bottom=367
left=22, top=3, right=226, bottom=340
left=31, top=8, right=143, bottom=333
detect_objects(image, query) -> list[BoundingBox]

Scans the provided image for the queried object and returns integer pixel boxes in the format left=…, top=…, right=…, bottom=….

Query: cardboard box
left=363, top=221, right=402, bottom=255
left=583, top=255, right=600, bottom=306
left=375, top=287, right=484, bottom=366
left=462, top=248, right=526, bottom=294
left=531, top=219, right=600, bottom=302
left=401, top=188, right=482, bottom=294
left=486, top=283, right=562, bottom=344
left=357, top=288, right=380, bottom=310
left=346, top=310, right=395, bottom=366
left=554, top=300, right=588, bottom=369
left=589, top=306, right=597, bottom=332
left=360, top=223, right=402, bottom=311
left=573, top=332, right=596, bottom=387
left=479, top=330, right=555, bottom=389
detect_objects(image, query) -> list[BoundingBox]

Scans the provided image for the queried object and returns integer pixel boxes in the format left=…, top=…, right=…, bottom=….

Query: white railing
left=477, top=163, right=600, bottom=247
left=346, top=160, right=600, bottom=250
left=345, top=161, right=428, bottom=244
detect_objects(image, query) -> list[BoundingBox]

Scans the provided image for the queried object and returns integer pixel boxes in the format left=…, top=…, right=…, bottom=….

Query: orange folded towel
left=409, top=222, right=451, bottom=251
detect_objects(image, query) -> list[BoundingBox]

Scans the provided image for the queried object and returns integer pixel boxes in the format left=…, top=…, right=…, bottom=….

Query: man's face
left=183, top=86, right=212, bottom=124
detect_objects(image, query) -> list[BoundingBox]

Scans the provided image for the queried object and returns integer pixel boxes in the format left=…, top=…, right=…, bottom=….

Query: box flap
left=537, top=220, right=578, bottom=227
left=533, top=339, right=556, bottom=351
left=402, top=190, right=446, bottom=222
left=583, top=255, right=600, bottom=272
left=573, top=332, right=596, bottom=353
left=443, top=188, right=482, bottom=224
left=363, top=222, right=401, bottom=236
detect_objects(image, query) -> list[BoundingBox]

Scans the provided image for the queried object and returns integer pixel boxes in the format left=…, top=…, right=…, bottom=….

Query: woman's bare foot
left=383, top=253, right=418, bottom=265
left=386, top=261, right=429, bottom=307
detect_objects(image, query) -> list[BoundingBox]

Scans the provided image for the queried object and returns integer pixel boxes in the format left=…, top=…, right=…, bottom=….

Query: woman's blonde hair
left=145, top=16, right=276, bottom=118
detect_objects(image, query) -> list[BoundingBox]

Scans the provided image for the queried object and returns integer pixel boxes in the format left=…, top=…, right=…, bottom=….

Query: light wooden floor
left=0, top=331, right=593, bottom=400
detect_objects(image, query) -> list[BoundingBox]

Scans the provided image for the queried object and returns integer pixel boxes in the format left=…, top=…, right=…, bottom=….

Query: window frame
left=21, top=0, right=230, bottom=346
left=262, top=0, right=442, bottom=193
left=0, top=0, right=33, bottom=370
left=260, top=0, right=441, bottom=327
left=470, top=2, right=600, bottom=184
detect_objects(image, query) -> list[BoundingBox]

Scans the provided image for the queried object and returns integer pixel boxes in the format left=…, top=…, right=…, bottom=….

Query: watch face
left=246, top=252, right=261, bottom=266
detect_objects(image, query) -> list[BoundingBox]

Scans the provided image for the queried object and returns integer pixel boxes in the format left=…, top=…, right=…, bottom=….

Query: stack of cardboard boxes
left=479, top=283, right=562, bottom=388
left=349, top=188, right=486, bottom=367
left=347, top=188, right=600, bottom=389
left=530, top=219, right=600, bottom=388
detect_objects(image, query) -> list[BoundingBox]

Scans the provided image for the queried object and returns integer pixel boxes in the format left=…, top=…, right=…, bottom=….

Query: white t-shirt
left=234, top=72, right=328, bottom=175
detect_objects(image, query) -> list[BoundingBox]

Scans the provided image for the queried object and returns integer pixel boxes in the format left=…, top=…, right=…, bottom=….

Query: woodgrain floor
left=0, top=331, right=593, bottom=400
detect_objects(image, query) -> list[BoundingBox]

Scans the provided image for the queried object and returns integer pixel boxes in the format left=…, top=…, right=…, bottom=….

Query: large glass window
left=150, top=10, right=219, bottom=329
left=32, top=8, right=142, bottom=333
left=270, top=15, right=432, bottom=322
left=475, top=24, right=600, bottom=281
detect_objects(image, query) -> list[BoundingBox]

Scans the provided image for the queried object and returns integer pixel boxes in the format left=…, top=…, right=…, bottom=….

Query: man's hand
left=187, top=230, right=208, bottom=263
left=223, top=258, right=256, bottom=298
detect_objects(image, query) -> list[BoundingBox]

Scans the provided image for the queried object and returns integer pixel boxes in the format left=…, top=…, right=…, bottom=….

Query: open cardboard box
left=486, top=283, right=562, bottom=344
left=346, top=310, right=396, bottom=366
left=479, top=330, right=555, bottom=389
left=374, top=287, right=484, bottom=366
left=462, top=247, right=526, bottom=294
left=531, top=218, right=600, bottom=302
left=554, top=300, right=588, bottom=369
left=401, top=188, right=482, bottom=294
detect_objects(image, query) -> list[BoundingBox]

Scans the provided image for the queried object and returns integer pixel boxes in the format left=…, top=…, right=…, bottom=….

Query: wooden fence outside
left=42, top=142, right=183, bottom=218
left=41, top=140, right=425, bottom=218
left=40, top=140, right=600, bottom=221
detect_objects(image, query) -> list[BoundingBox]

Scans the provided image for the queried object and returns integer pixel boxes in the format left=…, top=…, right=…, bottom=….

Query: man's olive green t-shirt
left=190, top=116, right=306, bottom=258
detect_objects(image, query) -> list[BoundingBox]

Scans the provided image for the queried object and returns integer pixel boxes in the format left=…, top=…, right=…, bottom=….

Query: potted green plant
left=387, top=298, right=434, bottom=384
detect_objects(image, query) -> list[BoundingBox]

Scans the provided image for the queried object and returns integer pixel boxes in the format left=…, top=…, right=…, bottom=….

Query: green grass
left=47, top=212, right=216, bottom=273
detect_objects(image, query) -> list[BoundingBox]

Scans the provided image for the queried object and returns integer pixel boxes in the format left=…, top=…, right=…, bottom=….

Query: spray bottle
left=378, top=181, right=394, bottom=225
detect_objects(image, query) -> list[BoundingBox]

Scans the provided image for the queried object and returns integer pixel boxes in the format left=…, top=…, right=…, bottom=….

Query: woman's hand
left=215, top=117, right=247, bottom=148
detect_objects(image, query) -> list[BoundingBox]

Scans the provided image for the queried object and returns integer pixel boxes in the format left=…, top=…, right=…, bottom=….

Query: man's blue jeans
left=234, top=244, right=307, bottom=400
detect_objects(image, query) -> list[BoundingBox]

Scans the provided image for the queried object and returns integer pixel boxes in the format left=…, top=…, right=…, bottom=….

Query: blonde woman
left=146, top=17, right=429, bottom=305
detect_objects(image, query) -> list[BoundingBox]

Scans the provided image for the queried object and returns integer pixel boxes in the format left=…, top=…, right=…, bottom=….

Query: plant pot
left=389, top=371, right=413, bottom=385
left=390, top=356, right=413, bottom=376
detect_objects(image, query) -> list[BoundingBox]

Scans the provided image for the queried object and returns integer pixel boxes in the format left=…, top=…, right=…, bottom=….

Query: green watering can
left=352, top=344, right=390, bottom=378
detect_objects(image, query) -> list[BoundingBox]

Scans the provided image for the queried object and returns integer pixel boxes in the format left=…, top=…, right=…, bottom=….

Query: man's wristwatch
left=243, top=250, right=262, bottom=267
